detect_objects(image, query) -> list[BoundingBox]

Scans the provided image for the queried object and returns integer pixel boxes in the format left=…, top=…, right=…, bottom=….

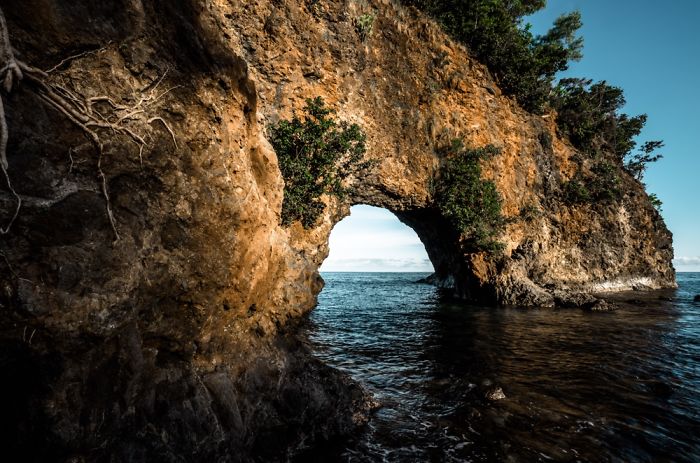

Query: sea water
left=303, top=272, right=700, bottom=462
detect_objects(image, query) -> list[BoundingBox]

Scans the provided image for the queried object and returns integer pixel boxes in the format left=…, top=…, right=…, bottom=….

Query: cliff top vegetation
left=404, top=0, right=663, bottom=205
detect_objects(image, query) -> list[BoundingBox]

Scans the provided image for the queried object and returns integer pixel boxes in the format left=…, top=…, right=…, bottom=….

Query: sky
left=322, top=1, right=699, bottom=273
left=320, top=205, right=433, bottom=272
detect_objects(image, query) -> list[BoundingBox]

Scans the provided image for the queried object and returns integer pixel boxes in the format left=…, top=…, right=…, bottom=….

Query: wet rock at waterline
left=588, top=300, right=617, bottom=312
left=486, top=387, right=507, bottom=401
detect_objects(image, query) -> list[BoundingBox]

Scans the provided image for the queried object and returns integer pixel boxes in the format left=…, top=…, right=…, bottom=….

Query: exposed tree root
left=0, top=6, right=178, bottom=240
left=44, top=42, right=112, bottom=74
left=0, top=7, right=23, bottom=234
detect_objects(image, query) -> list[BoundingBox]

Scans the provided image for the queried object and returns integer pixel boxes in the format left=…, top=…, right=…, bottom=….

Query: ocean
left=302, top=272, right=700, bottom=462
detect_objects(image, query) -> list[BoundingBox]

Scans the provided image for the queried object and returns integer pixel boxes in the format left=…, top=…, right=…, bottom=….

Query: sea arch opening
left=308, top=205, right=459, bottom=459
left=318, top=200, right=492, bottom=303
left=320, top=205, right=434, bottom=274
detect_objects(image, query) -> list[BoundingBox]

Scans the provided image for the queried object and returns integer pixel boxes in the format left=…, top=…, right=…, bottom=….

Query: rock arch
left=0, top=0, right=675, bottom=460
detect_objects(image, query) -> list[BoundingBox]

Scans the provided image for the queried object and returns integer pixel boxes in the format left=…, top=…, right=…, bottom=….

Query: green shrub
left=552, top=79, right=664, bottom=205
left=433, top=141, right=504, bottom=252
left=564, top=161, right=621, bottom=205
left=552, top=79, right=665, bottom=168
left=269, top=97, right=371, bottom=228
left=563, top=179, right=591, bottom=204
left=551, top=79, right=648, bottom=157
left=625, top=140, right=664, bottom=181
left=355, top=13, right=375, bottom=41
left=589, top=161, right=621, bottom=201
left=648, top=193, right=663, bottom=212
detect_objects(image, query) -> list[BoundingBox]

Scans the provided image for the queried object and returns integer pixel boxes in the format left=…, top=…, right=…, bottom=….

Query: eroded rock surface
left=0, top=0, right=675, bottom=460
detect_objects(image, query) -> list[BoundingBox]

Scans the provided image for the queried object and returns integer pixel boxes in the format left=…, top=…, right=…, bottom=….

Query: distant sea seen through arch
left=320, top=205, right=434, bottom=273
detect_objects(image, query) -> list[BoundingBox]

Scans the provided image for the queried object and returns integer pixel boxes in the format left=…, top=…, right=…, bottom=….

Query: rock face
left=0, top=0, right=675, bottom=460
left=223, top=0, right=675, bottom=305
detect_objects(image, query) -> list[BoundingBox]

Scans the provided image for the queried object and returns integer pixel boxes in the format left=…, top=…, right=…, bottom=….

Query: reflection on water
left=303, top=272, right=700, bottom=462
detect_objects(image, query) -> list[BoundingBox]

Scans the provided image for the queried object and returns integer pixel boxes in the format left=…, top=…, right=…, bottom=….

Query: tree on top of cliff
left=551, top=78, right=640, bottom=155
left=551, top=78, right=664, bottom=179
left=404, top=0, right=583, bottom=113
left=405, top=1, right=665, bottom=195
left=625, top=140, right=664, bottom=182
left=270, top=97, right=372, bottom=228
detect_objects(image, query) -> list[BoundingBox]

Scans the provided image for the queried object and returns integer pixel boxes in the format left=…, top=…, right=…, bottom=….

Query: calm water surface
left=303, top=272, right=700, bottom=462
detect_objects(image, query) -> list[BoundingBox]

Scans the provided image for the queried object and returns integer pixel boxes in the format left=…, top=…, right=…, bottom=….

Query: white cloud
left=321, top=205, right=433, bottom=272
left=675, top=256, right=700, bottom=265
left=674, top=257, right=700, bottom=272
left=321, top=258, right=433, bottom=272
left=327, top=229, right=424, bottom=255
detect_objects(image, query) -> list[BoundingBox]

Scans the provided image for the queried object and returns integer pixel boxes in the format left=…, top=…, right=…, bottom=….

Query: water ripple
left=302, top=272, right=700, bottom=462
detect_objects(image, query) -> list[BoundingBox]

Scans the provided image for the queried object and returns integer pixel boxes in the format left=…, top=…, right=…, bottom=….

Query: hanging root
left=0, top=7, right=22, bottom=234
left=0, top=94, right=21, bottom=234
left=148, top=117, right=178, bottom=149
left=44, top=42, right=111, bottom=74
left=0, top=6, right=178, bottom=239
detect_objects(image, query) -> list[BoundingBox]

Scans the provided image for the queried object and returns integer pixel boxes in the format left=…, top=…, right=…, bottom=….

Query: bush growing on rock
left=563, top=161, right=621, bottom=205
left=563, top=179, right=591, bottom=204
left=648, top=193, right=663, bottom=212
left=625, top=140, right=664, bottom=182
left=433, top=141, right=504, bottom=253
left=552, top=79, right=664, bottom=205
left=269, top=97, right=371, bottom=228
left=551, top=79, right=663, bottom=164
left=589, top=161, right=622, bottom=201
left=354, top=13, right=375, bottom=41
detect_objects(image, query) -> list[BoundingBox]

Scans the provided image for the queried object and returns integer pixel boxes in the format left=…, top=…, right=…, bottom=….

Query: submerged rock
left=587, top=300, right=616, bottom=312
left=486, top=387, right=507, bottom=401
left=693, top=295, right=700, bottom=303
left=553, top=291, right=599, bottom=308
left=553, top=291, right=617, bottom=312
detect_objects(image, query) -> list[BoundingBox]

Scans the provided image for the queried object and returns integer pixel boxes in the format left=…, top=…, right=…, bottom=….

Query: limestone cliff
left=0, top=0, right=674, bottom=460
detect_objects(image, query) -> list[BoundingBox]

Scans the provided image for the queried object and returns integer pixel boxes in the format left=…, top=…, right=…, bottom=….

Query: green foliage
left=433, top=141, right=504, bottom=252
left=404, top=0, right=583, bottom=113
left=589, top=161, right=621, bottom=201
left=564, top=161, right=621, bottom=205
left=625, top=140, right=664, bottom=181
left=269, top=97, right=371, bottom=228
left=551, top=78, right=649, bottom=158
left=563, top=179, right=591, bottom=204
left=355, top=13, right=375, bottom=41
left=552, top=79, right=664, bottom=203
left=648, top=193, right=663, bottom=212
